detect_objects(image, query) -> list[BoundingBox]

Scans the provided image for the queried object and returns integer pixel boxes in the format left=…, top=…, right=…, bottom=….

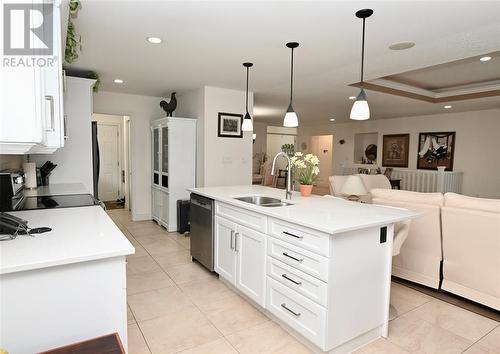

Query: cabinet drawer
left=267, top=257, right=327, bottom=307
left=267, top=237, right=329, bottom=282
left=216, top=202, right=267, bottom=233
left=267, top=277, right=326, bottom=348
left=268, top=218, right=330, bottom=257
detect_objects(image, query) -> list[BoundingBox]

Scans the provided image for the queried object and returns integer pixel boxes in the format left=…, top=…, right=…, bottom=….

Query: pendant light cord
left=245, top=66, right=249, bottom=112
left=290, top=47, right=294, bottom=104
left=360, top=18, right=366, bottom=87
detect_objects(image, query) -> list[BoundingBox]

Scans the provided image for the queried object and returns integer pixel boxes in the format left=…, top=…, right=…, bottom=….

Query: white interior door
left=309, top=135, right=333, bottom=189
left=98, top=124, right=120, bottom=201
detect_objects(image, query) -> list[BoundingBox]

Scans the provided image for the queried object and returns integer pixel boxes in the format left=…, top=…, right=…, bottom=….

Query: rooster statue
left=160, top=92, right=177, bottom=117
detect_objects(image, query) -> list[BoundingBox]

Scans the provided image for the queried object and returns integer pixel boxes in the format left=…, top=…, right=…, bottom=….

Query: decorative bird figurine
left=160, top=92, right=177, bottom=117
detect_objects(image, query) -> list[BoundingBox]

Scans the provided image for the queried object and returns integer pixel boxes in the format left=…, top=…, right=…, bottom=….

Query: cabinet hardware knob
left=282, top=252, right=303, bottom=263
left=282, top=274, right=302, bottom=285
left=281, top=303, right=301, bottom=317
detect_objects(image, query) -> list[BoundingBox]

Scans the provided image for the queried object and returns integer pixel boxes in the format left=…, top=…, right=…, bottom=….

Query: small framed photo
left=217, top=112, right=243, bottom=138
left=382, top=134, right=410, bottom=167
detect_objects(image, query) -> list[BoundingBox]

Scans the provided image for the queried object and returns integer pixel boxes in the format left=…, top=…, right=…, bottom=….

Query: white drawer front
left=267, top=257, right=328, bottom=307
left=268, top=218, right=330, bottom=257
left=216, top=202, right=267, bottom=233
left=267, top=237, right=329, bottom=282
left=267, top=277, right=326, bottom=348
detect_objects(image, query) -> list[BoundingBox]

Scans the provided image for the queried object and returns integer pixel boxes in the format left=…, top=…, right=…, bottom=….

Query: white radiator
left=342, top=166, right=463, bottom=193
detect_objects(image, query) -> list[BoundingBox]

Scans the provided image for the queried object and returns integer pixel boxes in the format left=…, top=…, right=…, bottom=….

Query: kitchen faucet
left=271, top=151, right=293, bottom=200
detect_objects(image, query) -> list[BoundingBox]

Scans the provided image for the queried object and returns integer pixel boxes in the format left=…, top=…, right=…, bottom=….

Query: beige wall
left=93, top=90, right=164, bottom=220
left=299, top=108, right=500, bottom=199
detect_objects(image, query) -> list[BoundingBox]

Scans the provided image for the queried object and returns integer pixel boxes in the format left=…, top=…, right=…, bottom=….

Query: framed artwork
left=417, top=132, right=456, bottom=171
left=217, top=112, right=243, bottom=138
left=382, top=134, right=410, bottom=167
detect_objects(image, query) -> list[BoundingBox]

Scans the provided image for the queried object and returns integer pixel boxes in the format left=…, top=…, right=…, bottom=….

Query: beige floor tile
left=139, top=308, right=222, bottom=354
left=153, top=250, right=192, bottom=269
left=455, top=299, right=500, bottom=322
left=127, top=255, right=162, bottom=275
left=409, top=300, right=499, bottom=342
left=128, top=286, right=193, bottom=322
left=354, top=338, right=411, bottom=354
left=127, top=238, right=149, bottom=258
left=141, top=239, right=185, bottom=256
left=390, top=282, right=432, bottom=319
left=164, top=262, right=215, bottom=285
left=128, top=323, right=151, bottom=354
left=464, top=325, right=500, bottom=353
left=127, top=223, right=166, bottom=236
left=387, top=312, right=472, bottom=353
left=175, top=338, right=237, bottom=354
left=198, top=294, right=269, bottom=336
left=128, top=304, right=136, bottom=324
left=174, top=236, right=190, bottom=250
left=179, top=277, right=235, bottom=307
left=225, top=321, right=313, bottom=354
left=127, top=271, right=175, bottom=295
left=133, top=232, right=171, bottom=245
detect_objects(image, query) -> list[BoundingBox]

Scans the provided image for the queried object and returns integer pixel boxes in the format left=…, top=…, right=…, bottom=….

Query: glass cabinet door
left=161, top=126, right=169, bottom=188
left=152, top=128, right=159, bottom=185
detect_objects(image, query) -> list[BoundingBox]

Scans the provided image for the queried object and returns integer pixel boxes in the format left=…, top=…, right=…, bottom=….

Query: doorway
left=309, top=135, right=333, bottom=195
left=92, top=114, right=131, bottom=210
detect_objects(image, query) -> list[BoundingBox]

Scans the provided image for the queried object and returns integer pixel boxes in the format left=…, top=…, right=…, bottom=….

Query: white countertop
left=188, top=185, right=418, bottom=234
left=0, top=206, right=134, bottom=275
left=23, top=183, right=90, bottom=197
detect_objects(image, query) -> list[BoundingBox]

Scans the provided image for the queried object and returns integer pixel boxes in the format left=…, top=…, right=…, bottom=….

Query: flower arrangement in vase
left=291, top=152, right=320, bottom=197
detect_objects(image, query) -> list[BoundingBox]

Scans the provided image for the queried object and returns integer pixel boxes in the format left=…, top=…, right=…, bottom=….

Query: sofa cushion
left=358, top=174, right=391, bottom=191
left=444, top=193, right=500, bottom=214
left=371, top=188, right=444, bottom=206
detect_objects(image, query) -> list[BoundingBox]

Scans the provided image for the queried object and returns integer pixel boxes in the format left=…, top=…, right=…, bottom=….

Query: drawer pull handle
left=282, top=274, right=302, bottom=286
left=283, top=231, right=303, bottom=239
left=282, top=252, right=303, bottom=263
left=281, top=303, right=301, bottom=317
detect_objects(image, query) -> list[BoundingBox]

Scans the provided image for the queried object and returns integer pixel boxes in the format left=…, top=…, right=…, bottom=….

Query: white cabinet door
left=215, top=216, right=237, bottom=283
left=235, top=225, right=267, bottom=306
left=160, top=191, right=169, bottom=226
left=152, top=188, right=162, bottom=221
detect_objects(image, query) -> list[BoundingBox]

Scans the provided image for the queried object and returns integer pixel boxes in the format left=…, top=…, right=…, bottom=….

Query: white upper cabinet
left=0, top=0, right=64, bottom=154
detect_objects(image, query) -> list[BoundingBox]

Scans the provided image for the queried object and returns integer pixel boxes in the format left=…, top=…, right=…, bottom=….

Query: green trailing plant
left=281, top=143, right=295, bottom=157
left=87, top=71, right=101, bottom=93
left=65, top=0, right=81, bottom=64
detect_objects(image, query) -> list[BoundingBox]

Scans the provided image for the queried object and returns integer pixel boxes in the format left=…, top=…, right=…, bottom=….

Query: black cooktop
left=0, top=194, right=100, bottom=212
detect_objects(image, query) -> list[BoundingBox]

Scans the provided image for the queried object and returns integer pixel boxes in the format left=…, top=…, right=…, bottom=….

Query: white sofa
left=371, top=189, right=443, bottom=289
left=441, top=193, right=500, bottom=310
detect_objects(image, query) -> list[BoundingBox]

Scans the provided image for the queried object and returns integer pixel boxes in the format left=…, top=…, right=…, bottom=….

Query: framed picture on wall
left=217, top=112, right=243, bottom=138
left=417, top=132, right=455, bottom=171
left=382, top=134, right=410, bottom=167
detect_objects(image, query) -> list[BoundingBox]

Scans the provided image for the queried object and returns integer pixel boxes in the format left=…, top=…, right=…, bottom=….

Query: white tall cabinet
left=0, top=0, right=65, bottom=154
left=151, top=118, right=196, bottom=231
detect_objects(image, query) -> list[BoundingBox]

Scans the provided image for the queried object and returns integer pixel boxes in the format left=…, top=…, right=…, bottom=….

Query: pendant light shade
left=350, top=89, right=370, bottom=120
left=242, top=62, right=254, bottom=132
left=284, top=42, right=299, bottom=128
left=350, top=9, right=373, bottom=121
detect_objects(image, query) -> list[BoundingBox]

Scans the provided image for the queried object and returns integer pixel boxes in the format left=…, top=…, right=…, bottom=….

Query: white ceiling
left=68, top=1, right=500, bottom=123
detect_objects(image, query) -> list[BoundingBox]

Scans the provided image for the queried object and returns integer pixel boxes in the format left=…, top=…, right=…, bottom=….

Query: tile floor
left=107, top=209, right=500, bottom=354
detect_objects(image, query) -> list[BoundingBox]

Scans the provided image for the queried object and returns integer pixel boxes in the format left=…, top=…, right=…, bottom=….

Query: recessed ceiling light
left=114, top=79, right=124, bottom=84
left=146, top=36, right=162, bottom=44
left=479, top=56, right=492, bottom=62
left=444, top=105, right=452, bottom=109
left=329, top=118, right=336, bottom=121
left=389, top=41, right=415, bottom=50
left=349, top=96, right=356, bottom=100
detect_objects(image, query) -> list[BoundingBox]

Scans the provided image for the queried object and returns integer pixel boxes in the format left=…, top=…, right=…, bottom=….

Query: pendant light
left=284, top=42, right=299, bottom=127
left=241, top=62, right=254, bottom=131
left=350, top=9, right=373, bottom=121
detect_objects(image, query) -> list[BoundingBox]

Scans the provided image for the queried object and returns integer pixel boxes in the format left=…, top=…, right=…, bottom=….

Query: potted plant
left=291, top=152, right=320, bottom=197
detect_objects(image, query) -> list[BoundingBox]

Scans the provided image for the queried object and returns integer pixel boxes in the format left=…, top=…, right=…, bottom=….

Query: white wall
left=177, top=86, right=253, bottom=187
left=30, top=77, right=95, bottom=193
left=93, top=91, right=164, bottom=220
left=299, top=108, right=500, bottom=198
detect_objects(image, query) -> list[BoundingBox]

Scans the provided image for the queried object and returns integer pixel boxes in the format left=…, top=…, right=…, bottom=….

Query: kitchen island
left=188, top=185, right=417, bottom=354
left=0, top=205, right=134, bottom=353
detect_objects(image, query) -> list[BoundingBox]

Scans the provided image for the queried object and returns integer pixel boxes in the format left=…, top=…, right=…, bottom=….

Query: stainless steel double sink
left=233, top=195, right=293, bottom=207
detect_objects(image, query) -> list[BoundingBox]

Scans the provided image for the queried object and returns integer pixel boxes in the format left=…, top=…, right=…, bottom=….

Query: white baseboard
left=132, top=212, right=151, bottom=221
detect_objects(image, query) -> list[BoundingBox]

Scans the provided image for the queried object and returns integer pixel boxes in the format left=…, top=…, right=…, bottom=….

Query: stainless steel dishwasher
left=189, top=193, right=214, bottom=271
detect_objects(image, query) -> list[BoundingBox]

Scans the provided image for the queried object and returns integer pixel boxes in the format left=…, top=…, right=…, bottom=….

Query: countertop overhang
left=0, top=206, right=134, bottom=275
left=188, top=185, right=418, bottom=234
